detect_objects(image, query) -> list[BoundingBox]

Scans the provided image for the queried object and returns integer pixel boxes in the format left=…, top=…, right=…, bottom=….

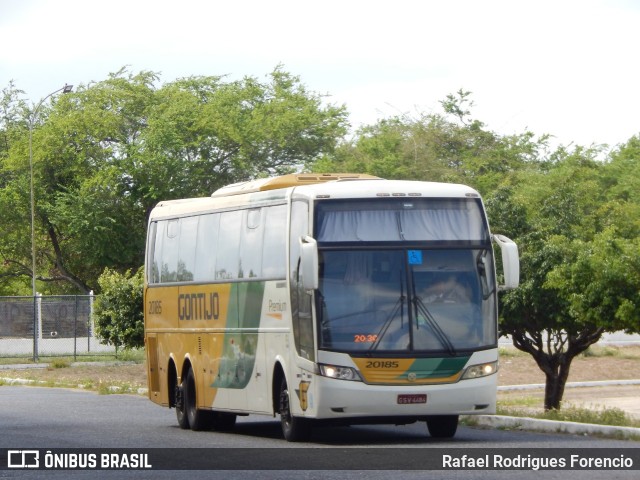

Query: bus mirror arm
left=299, top=235, right=319, bottom=292
left=492, top=234, right=520, bottom=290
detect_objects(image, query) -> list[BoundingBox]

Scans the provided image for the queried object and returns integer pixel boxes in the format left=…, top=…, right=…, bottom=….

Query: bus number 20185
left=148, top=300, right=162, bottom=315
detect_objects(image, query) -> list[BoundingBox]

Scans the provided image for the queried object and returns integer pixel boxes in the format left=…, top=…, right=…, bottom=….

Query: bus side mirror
left=493, top=234, right=520, bottom=290
left=299, top=236, right=319, bottom=292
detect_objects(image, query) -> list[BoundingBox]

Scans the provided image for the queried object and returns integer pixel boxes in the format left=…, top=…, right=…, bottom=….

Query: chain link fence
left=0, top=294, right=115, bottom=360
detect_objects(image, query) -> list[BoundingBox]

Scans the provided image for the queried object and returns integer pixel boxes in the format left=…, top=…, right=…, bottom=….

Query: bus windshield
left=317, top=248, right=497, bottom=354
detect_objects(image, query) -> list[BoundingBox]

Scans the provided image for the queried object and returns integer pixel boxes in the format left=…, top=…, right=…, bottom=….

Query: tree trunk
left=46, top=222, right=91, bottom=293
left=508, top=327, right=604, bottom=411
left=543, top=358, right=571, bottom=410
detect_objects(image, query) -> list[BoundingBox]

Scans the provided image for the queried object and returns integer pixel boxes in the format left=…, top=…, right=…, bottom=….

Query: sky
left=1, top=0, right=639, bottom=150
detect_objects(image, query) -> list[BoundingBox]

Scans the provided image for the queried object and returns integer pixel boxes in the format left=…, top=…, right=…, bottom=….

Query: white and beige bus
left=144, top=174, right=519, bottom=441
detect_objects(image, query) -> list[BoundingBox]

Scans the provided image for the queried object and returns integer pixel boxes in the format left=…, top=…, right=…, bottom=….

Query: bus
left=144, top=173, right=519, bottom=441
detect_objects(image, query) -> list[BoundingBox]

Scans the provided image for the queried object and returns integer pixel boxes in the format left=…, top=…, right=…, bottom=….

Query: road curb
left=499, top=379, right=640, bottom=391
left=470, top=414, right=640, bottom=439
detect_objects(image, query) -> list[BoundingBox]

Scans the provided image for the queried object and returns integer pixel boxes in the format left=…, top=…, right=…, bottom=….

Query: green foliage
left=546, top=229, right=639, bottom=331
left=50, top=358, right=71, bottom=369
left=542, top=406, right=635, bottom=428
left=93, top=267, right=144, bottom=350
left=581, top=346, right=618, bottom=358
left=496, top=404, right=639, bottom=428
left=314, top=102, right=549, bottom=197
left=0, top=67, right=347, bottom=294
left=487, top=137, right=640, bottom=409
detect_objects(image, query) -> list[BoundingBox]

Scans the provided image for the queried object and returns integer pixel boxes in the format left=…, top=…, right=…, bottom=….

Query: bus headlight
left=461, top=361, right=498, bottom=380
left=319, top=364, right=363, bottom=382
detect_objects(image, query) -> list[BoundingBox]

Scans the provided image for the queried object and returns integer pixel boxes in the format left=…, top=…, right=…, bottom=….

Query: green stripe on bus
left=211, top=282, right=266, bottom=389
left=396, top=356, right=470, bottom=381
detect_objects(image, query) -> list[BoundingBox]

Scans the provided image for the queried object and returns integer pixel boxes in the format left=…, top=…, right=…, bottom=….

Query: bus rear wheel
left=184, top=367, right=213, bottom=431
left=279, top=378, right=311, bottom=442
left=175, top=378, right=190, bottom=429
left=426, top=415, right=459, bottom=438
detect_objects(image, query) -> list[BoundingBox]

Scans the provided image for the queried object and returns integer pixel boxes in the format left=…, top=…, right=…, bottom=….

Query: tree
left=313, top=92, right=550, bottom=197
left=547, top=229, right=639, bottom=335
left=489, top=142, right=640, bottom=410
left=93, top=267, right=144, bottom=350
left=0, top=67, right=348, bottom=294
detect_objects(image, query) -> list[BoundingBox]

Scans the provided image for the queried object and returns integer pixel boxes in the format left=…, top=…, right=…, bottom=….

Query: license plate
left=397, top=394, right=427, bottom=404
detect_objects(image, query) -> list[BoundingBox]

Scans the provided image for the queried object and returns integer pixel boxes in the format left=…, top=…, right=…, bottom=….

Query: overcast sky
left=1, top=0, right=639, bottom=149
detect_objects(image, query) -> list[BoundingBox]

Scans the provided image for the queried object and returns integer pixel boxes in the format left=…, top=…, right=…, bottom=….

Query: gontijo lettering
left=178, top=292, right=219, bottom=321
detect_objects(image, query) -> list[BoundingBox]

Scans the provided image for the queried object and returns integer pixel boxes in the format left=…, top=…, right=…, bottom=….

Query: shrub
left=50, top=358, right=71, bottom=369
left=93, top=267, right=144, bottom=350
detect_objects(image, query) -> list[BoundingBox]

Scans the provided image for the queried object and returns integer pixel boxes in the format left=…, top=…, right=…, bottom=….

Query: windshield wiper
left=369, top=278, right=405, bottom=351
left=411, top=270, right=456, bottom=355
left=410, top=268, right=457, bottom=357
left=413, top=296, right=457, bottom=356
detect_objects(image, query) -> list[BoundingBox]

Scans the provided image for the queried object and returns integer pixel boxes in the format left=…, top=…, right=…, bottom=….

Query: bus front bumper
left=309, top=374, right=497, bottom=420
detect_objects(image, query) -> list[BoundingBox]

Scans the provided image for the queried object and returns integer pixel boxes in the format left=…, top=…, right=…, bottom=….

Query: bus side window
left=147, top=221, right=159, bottom=284
left=289, top=200, right=314, bottom=361
left=262, top=205, right=286, bottom=279
left=161, top=220, right=179, bottom=282
left=177, top=217, right=198, bottom=282
left=194, top=213, right=220, bottom=282
left=216, top=211, right=242, bottom=280
left=240, top=208, right=264, bottom=279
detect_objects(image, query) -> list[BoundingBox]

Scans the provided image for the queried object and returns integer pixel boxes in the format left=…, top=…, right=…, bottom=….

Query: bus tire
left=175, top=380, right=190, bottom=429
left=279, top=377, right=311, bottom=442
left=426, top=415, right=459, bottom=438
left=184, top=367, right=212, bottom=431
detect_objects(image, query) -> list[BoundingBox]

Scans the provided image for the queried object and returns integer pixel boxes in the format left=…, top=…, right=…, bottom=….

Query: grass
left=497, top=347, right=529, bottom=358
left=0, top=348, right=146, bottom=366
left=96, top=380, right=142, bottom=395
left=497, top=401, right=640, bottom=428
left=543, top=405, right=634, bottom=426
left=581, top=345, right=640, bottom=359
left=499, top=344, right=640, bottom=360
left=0, top=373, right=145, bottom=396
left=50, top=358, right=71, bottom=369
left=497, top=396, right=540, bottom=408
left=0, top=349, right=147, bottom=396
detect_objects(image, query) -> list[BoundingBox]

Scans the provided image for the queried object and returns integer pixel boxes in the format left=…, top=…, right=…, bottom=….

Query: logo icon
left=296, top=380, right=311, bottom=411
left=8, top=450, right=40, bottom=469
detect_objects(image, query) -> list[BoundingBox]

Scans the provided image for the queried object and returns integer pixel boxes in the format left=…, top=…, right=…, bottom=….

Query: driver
left=422, top=275, right=471, bottom=303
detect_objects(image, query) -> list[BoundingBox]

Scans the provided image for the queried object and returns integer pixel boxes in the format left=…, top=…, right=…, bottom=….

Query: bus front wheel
left=426, top=415, right=459, bottom=438
left=279, top=378, right=311, bottom=442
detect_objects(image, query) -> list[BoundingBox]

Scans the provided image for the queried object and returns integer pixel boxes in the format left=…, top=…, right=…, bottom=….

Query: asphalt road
left=0, top=386, right=638, bottom=480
